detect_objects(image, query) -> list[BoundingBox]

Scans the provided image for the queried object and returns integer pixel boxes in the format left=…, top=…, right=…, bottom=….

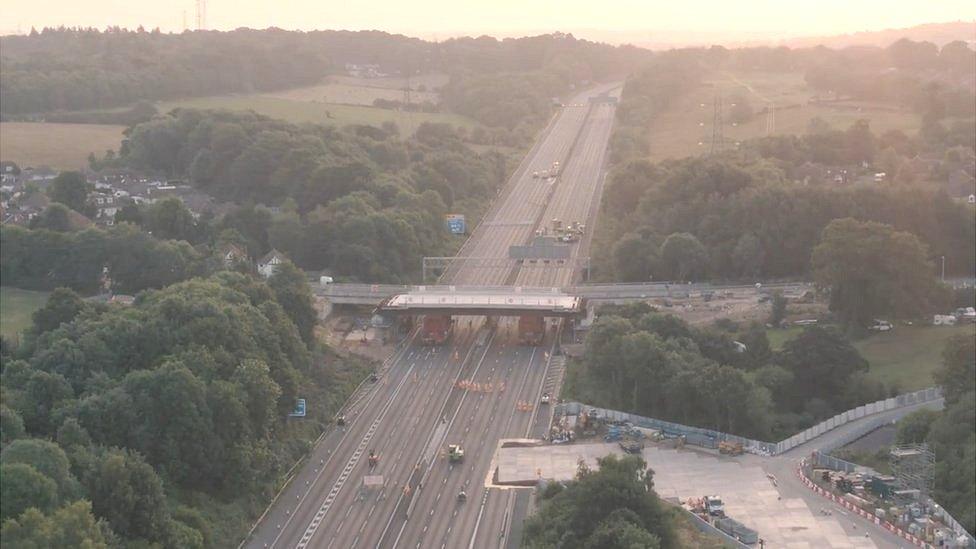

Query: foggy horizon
left=1, top=0, right=973, bottom=47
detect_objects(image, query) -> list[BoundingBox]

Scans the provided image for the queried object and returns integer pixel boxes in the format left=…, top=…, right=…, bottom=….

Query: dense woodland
left=566, top=303, right=888, bottom=440
left=0, top=267, right=362, bottom=547
left=104, top=109, right=508, bottom=282
left=599, top=121, right=975, bottom=288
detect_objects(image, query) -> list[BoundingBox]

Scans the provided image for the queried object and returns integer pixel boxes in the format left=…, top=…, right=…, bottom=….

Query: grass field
left=646, top=71, right=925, bottom=162
left=266, top=77, right=441, bottom=105
left=329, top=73, right=450, bottom=91
left=767, top=323, right=975, bottom=392
left=159, top=94, right=475, bottom=136
left=0, top=122, right=125, bottom=170
left=856, top=324, right=974, bottom=392
left=0, top=287, right=49, bottom=339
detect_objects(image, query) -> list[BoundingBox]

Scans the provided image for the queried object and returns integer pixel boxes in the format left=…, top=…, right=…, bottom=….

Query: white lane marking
left=294, top=362, right=417, bottom=549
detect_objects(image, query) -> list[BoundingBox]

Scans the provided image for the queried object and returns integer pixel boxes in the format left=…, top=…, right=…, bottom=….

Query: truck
left=422, top=315, right=454, bottom=345
left=704, top=495, right=725, bottom=517
left=518, top=315, right=546, bottom=345
left=447, top=444, right=464, bottom=463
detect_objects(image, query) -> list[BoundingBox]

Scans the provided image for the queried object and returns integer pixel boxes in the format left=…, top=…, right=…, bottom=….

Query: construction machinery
left=704, top=495, right=726, bottom=517
left=517, top=315, right=546, bottom=345
left=421, top=315, right=454, bottom=345
left=448, top=444, right=464, bottom=463
left=718, top=441, right=744, bottom=456
left=620, top=440, right=644, bottom=454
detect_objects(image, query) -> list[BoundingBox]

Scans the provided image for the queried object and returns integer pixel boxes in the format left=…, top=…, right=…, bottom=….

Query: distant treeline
left=0, top=28, right=647, bottom=120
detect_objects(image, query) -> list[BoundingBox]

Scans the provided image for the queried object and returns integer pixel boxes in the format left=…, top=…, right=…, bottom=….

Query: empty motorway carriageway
left=243, top=83, right=621, bottom=549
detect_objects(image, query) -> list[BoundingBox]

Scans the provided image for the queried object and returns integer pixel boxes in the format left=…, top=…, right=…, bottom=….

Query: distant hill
left=780, top=21, right=975, bottom=49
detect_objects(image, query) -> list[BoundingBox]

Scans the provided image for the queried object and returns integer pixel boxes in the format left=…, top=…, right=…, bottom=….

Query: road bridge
left=317, top=281, right=812, bottom=305
left=376, top=289, right=583, bottom=317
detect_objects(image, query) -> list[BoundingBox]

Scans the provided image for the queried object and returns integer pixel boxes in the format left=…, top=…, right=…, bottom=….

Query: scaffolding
left=889, top=443, right=935, bottom=497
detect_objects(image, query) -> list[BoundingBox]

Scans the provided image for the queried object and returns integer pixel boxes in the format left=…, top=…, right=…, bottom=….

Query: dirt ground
left=316, top=304, right=396, bottom=362
left=645, top=290, right=825, bottom=326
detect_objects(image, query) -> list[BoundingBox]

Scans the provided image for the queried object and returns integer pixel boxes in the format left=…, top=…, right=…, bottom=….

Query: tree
left=522, top=454, right=674, bottom=549
left=777, top=326, right=868, bottom=411
left=30, top=203, right=75, bottom=232
left=0, top=406, right=26, bottom=446
left=47, top=171, right=90, bottom=214
left=738, top=322, right=772, bottom=367
left=812, top=218, right=940, bottom=328
left=769, top=291, right=787, bottom=326
left=144, top=197, right=198, bottom=242
left=611, top=233, right=657, bottom=282
left=659, top=232, right=708, bottom=281
left=0, top=438, right=78, bottom=500
left=88, top=449, right=170, bottom=541
left=30, top=287, right=87, bottom=335
left=232, top=360, right=282, bottom=438
left=896, top=409, right=938, bottom=444
left=268, top=261, right=317, bottom=347
left=732, top=232, right=764, bottom=278
left=0, top=500, right=108, bottom=548
left=935, top=335, right=975, bottom=405
left=0, top=462, right=59, bottom=519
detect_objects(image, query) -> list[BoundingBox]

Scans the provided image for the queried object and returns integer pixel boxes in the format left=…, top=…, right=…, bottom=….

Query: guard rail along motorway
left=316, top=281, right=812, bottom=305
left=558, top=386, right=943, bottom=457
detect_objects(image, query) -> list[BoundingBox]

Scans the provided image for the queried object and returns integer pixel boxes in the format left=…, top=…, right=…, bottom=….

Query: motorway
left=245, top=83, right=620, bottom=549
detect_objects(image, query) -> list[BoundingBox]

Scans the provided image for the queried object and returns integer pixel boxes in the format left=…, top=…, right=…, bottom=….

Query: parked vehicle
left=704, top=495, right=725, bottom=517
left=934, top=314, right=958, bottom=326
left=868, top=319, right=893, bottom=332
left=954, top=307, right=976, bottom=323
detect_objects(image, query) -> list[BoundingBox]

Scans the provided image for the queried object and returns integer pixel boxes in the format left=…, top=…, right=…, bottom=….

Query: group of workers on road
left=455, top=379, right=505, bottom=393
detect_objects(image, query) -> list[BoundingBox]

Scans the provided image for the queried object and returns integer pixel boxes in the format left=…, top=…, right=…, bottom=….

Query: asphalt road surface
left=244, top=83, right=620, bottom=549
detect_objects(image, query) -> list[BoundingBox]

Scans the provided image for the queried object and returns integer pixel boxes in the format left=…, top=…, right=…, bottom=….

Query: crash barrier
left=813, top=452, right=975, bottom=547
left=775, top=387, right=942, bottom=454
left=559, top=387, right=943, bottom=457
left=557, top=402, right=777, bottom=455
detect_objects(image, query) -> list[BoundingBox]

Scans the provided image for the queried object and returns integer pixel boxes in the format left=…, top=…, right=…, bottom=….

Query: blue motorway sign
left=289, top=398, right=307, bottom=417
left=445, top=214, right=466, bottom=235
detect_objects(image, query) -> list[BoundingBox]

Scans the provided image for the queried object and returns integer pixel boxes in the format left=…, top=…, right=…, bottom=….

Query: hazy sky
left=0, top=0, right=973, bottom=42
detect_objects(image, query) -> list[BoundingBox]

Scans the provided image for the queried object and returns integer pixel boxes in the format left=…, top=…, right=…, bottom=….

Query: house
left=0, top=161, right=21, bottom=184
left=220, top=243, right=249, bottom=269
left=257, top=249, right=287, bottom=278
left=89, top=192, right=119, bottom=226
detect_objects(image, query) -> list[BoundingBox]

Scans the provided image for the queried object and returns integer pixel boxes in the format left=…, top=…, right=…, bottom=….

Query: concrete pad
left=495, top=442, right=877, bottom=548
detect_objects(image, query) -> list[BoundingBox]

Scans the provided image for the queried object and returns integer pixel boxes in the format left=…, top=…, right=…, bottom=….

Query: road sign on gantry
left=445, top=214, right=466, bottom=234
